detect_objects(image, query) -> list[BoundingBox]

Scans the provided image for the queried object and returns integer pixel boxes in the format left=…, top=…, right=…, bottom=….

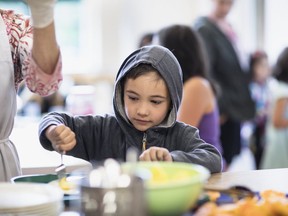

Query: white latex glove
left=24, top=0, right=57, bottom=28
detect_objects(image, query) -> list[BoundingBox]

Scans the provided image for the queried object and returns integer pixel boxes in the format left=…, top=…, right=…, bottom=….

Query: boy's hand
left=139, top=147, right=172, bottom=162
left=45, top=124, right=76, bottom=153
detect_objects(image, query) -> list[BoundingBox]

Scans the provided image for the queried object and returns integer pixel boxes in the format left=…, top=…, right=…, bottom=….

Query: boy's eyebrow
left=125, top=90, right=139, bottom=95
left=150, top=95, right=167, bottom=99
left=126, top=90, right=168, bottom=99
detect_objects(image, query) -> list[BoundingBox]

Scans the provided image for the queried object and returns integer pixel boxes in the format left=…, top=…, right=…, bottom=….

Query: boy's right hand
left=45, top=124, right=76, bottom=153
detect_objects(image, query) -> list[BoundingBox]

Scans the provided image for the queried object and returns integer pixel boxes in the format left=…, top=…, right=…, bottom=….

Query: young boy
left=38, top=45, right=222, bottom=173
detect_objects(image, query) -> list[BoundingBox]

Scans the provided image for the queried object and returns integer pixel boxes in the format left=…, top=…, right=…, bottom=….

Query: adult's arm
left=23, top=0, right=63, bottom=96
left=32, top=22, right=60, bottom=75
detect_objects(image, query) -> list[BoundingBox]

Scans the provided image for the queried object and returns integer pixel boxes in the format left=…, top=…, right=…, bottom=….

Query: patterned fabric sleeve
left=1, top=9, right=62, bottom=96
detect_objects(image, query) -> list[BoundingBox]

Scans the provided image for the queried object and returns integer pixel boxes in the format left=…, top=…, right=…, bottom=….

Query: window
left=0, top=0, right=99, bottom=74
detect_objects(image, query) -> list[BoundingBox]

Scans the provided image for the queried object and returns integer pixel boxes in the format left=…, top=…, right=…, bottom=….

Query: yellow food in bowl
left=122, top=161, right=210, bottom=216
left=148, top=165, right=195, bottom=185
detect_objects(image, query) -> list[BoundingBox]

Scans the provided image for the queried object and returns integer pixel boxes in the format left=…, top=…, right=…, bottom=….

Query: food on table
left=58, top=177, right=76, bottom=191
left=194, top=190, right=288, bottom=216
left=206, top=191, right=221, bottom=202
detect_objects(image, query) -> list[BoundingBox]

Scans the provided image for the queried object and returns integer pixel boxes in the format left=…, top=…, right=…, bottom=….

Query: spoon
left=55, top=152, right=66, bottom=180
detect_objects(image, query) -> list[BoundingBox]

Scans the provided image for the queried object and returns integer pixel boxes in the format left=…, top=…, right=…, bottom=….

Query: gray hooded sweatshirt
left=38, top=45, right=222, bottom=173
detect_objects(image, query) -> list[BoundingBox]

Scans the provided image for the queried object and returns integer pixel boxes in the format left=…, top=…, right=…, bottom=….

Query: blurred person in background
left=194, top=0, right=255, bottom=167
left=248, top=50, right=272, bottom=169
left=0, top=0, right=62, bottom=181
left=138, top=32, right=154, bottom=48
left=261, top=47, right=288, bottom=169
left=23, top=91, right=65, bottom=115
left=155, top=24, right=225, bottom=169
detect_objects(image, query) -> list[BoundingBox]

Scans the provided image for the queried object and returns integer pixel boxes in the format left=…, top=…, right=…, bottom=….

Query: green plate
left=11, top=174, right=80, bottom=208
left=11, top=174, right=58, bottom=183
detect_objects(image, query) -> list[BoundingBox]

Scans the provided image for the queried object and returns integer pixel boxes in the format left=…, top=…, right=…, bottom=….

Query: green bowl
left=123, top=162, right=210, bottom=216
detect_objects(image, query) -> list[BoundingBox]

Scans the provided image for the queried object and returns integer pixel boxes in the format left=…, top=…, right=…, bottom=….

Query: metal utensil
left=55, top=152, right=66, bottom=180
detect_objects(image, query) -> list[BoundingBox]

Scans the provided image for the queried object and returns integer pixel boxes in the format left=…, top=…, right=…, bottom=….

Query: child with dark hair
left=38, top=45, right=222, bottom=173
left=248, top=50, right=271, bottom=169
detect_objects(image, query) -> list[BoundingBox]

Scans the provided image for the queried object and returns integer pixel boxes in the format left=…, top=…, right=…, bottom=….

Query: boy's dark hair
left=125, top=63, right=159, bottom=80
left=121, top=63, right=164, bottom=89
left=120, top=63, right=159, bottom=100
left=274, top=47, right=288, bottom=84
left=120, top=63, right=171, bottom=107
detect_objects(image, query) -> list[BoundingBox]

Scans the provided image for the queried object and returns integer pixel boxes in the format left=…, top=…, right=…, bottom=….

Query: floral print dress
left=0, top=9, right=62, bottom=181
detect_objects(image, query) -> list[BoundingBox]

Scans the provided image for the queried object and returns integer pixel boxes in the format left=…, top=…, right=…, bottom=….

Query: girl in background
left=155, top=25, right=224, bottom=168
left=261, top=47, right=288, bottom=169
left=248, top=51, right=271, bottom=169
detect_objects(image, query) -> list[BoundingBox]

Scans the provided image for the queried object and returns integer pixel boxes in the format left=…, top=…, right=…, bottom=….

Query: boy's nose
left=137, top=104, right=149, bottom=116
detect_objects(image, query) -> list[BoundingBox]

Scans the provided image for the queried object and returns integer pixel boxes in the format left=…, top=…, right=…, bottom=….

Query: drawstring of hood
left=142, top=132, right=147, bottom=152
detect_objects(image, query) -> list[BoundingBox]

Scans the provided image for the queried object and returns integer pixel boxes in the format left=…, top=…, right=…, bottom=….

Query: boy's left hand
left=139, top=147, right=172, bottom=162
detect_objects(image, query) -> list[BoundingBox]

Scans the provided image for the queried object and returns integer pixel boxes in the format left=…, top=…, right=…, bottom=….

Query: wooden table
left=206, top=168, right=288, bottom=193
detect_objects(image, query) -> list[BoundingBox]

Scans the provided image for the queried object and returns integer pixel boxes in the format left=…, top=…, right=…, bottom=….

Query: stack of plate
left=0, top=183, right=64, bottom=215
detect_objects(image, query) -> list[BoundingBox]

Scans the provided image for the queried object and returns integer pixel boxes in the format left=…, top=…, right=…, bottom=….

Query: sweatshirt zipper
left=142, top=132, right=147, bottom=152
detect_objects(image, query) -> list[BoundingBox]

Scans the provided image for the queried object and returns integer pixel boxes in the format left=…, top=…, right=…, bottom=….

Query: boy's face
left=124, top=71, right=171, bottom=131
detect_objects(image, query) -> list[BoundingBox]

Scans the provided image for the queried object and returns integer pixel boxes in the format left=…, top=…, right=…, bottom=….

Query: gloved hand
left=24, top=0, right=57, bottom=28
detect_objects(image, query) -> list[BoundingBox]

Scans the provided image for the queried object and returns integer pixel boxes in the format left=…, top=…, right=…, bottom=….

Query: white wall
left=75, top=0, right=257, bottom=75
left=93, top=0, right=211, bottom=74
left=0, top=0, right=257, bottom=75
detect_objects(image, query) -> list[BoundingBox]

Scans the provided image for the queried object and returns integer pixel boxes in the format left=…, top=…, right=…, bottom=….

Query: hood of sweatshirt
left=113, top=45, right=183, bottom=132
